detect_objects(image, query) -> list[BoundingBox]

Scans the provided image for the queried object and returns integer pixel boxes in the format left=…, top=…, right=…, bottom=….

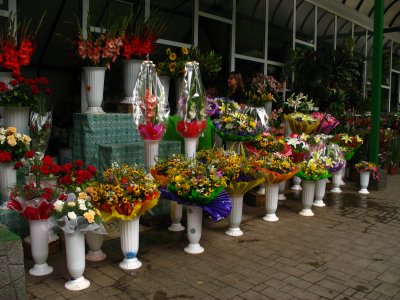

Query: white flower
left=67, top=211, right=77, bottom=220
left=79, top=203, right=87, bottom=211
left=75, top=187, right=82, bottom=192
left=54, top=200, right=64, bottom=212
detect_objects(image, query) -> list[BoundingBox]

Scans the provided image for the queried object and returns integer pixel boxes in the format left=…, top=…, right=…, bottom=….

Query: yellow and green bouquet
left=259, top=153, right=299, bottom=184
left=284, top=113, right=320, bottom=134
left=296, top=158, right=331, bottom=180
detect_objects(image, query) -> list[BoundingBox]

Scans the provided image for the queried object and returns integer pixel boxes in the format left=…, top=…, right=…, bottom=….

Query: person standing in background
left=227, top=71, right=246, bottom=107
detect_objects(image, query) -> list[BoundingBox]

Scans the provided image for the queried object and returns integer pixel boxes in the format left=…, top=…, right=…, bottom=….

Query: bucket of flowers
left=354, top=161, right=380, bottom=194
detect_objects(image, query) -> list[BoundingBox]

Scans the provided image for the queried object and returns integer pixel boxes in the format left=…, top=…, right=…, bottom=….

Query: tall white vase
left=144, top=139, right=160, bottom=170
left=225, top=193, right=244, bottom=237
left=225, top=140, right=240, bottom=154
left=83, top=67, right=106, bottom=114
left=168, top=201, right=185, bottom=231
left=3, top=106, right=30, bottom=135
left=119, top=217, right=142, bottom=270
left=159, top=76, right=171, bottom=102
left=184, top=137, right=197, bottom=158
left=313, top=179, right=327, bottom=207
left=299, top=180, right=316, bottom=216
left=264, top=101, right=272, bottom=114
left=0, top=163, right=16, bottom=203
left=184, top=205, right=204, bottom=254
left=122, top=59, right=142, bottom=104
left=28, top=220, right=53, bottom=276
left=330, top=171, right=342, bottom=193
left=291, top=176, right=302, bottom=191
left=64, top=231, right=90, bottom=290
left=263, top=183, right=280, bottom=221
left=340, top=165, right=346, bottom=186
left=358, top=171, right=370, bottom=194
left=278, top=180, right=286, bottom=200
left=85, top=231, right=106, bottom=261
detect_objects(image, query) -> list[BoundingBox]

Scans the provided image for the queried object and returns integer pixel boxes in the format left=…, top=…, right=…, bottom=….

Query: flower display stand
left=184, top=205, right=204, bottom=254
left=28, top=220, right=53, bottom=276
left=168, top=201, right=185, bottom=232
left=278, top=181, right=286, bottom=200
left=263, top=183, right=280, bottom=222
left=85, top=231, right=106, bottom=261
left=82, top=67, right=106, bottom=114
left=299, top=180, right=316, bottom=217
left=122, top=59, right=142, bottom=104
left=313, top=179, right=327, bottom=207
left=358, top=171, right=370, bottom=194
left=225, top=193, right=244, bottom=236
left=119, top=217, right=142, bottom=270
left=330, top=171, right=342, bottom=193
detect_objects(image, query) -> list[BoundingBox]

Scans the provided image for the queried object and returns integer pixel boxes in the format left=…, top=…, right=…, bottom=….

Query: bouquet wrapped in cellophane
left=284, top=113, right=320, bottom=134
left=331, top=133, right=363, bottom=161
left=150, top=154, right=187, bottom=187
left=259, top=153, right=299, bottom=184
left=295, top=158, right=331, bottom=181
left=244, top=132, right=291, bottom=157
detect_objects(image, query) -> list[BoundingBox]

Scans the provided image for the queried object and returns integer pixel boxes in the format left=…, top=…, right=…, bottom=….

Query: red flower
left=39, top=165, right=51, bottom=176
left=50, top=164, right=61, bottom=175
left=0, top=82, right=8, bottom=92
left=41, top=155, right=53, bottom=166
left=0, top=151, right=12, bottom=163
left=86, top=85, right=91, bottom=92
left=75, top=159, right=84, bottom=168
left=86, top=165, right=96, bottom=175
left=45, top=87, right=51, bottom=95
left=25, top=150, right=35, bottom=158
left=63, top=163, right=73, bottom=173
left=14, top=161, right=24, bottom=169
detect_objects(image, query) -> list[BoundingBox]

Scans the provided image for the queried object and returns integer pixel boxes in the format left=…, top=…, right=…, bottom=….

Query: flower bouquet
left=156, top=47, right=191, bottom=78
left=331, top=133, right=363, bottom=161
left=150, top=154, right=187, bottom=187
left=57, top=159, right=97, bottom=193
left=285, top=134, right=310, bottom=162
left=206, top=97, right=240, bottom=120
left=260, top=153, right=299, bottom=184
left=268, top=108, right=285, bottom=135
left=296, top=158, right=331, bottom=181
left=355, top=161, right=380, bottom=181
left=312, top=112, right=340, bottom=134
left=284, top=113, right=320, bottom=135
left=315, top=143, right=345, bottom=174
left=244, top=132, right=291, bottom=157
left=247, top=73, right=281, bottom=110
left=283, top=92, right=315, bottom=114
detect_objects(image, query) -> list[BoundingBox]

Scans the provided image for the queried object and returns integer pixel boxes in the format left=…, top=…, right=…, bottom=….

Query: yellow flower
left=7, top=135, right=16, bottom=146
left=174, top=175, right=183, bottom=182
left=68, top=202, right=76, bottom=207
left=23, top=135, right=31, bottom=144
left=182, top=47, right=189, bottom=55
left=83, top=210, right=95, bottom=223
left=166, top=48, right=171, bottom=55
left=78, top=192, right=87, bottom=200
left=6, top=127, right=16, bottom=135
left=169, top=53, right=177, bottom=61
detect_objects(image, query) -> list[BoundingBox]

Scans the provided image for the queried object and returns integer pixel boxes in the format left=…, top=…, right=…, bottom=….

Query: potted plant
left=388, top=134, right=400, bottom=175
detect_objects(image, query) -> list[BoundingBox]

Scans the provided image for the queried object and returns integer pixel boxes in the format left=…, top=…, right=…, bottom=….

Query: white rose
left=67, top=211, right=77, bottom=220
left=54, top=200, right=64, bottom=212
left=79, top=204, right=87, bottom=211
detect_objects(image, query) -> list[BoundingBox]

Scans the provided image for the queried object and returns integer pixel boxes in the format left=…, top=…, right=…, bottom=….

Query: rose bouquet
left=312, top=112, right=340, bottom=134
left=296, top=158, right=331, bottom=181
left=0, top=127, right=31, bottom=166
left=259, top=153, right=299, bottom=184
left=150, top=154, right=187, bottom=187
left=355, top=161, right=380, bottom=181
left=57, top=159, right=97, bottom=192
left=86, top=163, right=159, bottom=221
left=247, top=73, right=281, bottom=107
left=284, top=113, right=320, bottom=135
left=49, top=191, right=105, bottom=233
left=244, top=132, right=291, bottom=157
left=331, top=133, right=363, bottom=161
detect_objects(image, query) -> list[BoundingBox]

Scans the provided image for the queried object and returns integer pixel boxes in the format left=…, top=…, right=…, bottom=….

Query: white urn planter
left=83, top=67, right=107, bottom=114
left=184, top=205, right=204, bottom=254
left=299, top=180, right=316, bottom=217
left=64, top=231, right=90, bottom=290
left=291, top=176, right=302, bottom=191
left=257, top=183, right=266, bottom=195
left=358, top=171, right=370, bottom=194
left=28, top=220, right=53, bottom=276
left=3, top=106, right=30, bottom=135
left=85, top=231, right=106, bottom=261
left=330, top=171, right=342, bottom=193
left=184, top=137, right=197, bottom=158
left=0, top=163, right=17, bottom=203
left=340, top=166, right=346, bottom=186
left=168, top=201, right=185, bottom=232
left=313, top=178, right=327, bottom=207
left=263, top=183, right=280, bottom=222
left=225, top=193, right=244, bottom=237
left=144, top=139, right=160, bottom=170
left=122, top=59, right=142, bottom=104
left=119, top=217, right=142, bottom=270
left=278, top=180, right=286, bottom=200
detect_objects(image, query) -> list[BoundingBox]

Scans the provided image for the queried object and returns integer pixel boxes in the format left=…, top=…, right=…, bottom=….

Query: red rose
left=14, top=162, right=24, bottom=169
left=86, top=165, right=96, bottom=175
left=63, top=163, right=73, bottom=174
left=75, top=160, right=84, bottom=167
left=25, top=150, right=35, bottom=158
left=42, top=155, right=53, bottom=166
left=0, top=82, right=8, bottom=92
left=50, top=164, right=61, bottom=175
left=39, top=165, right=51, bottom=176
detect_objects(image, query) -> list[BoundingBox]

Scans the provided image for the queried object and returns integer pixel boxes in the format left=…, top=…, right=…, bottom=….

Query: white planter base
left=121, top=96, right=133, bottom=104
left=278, top=194, right=286, bottom=201
left=29, top=263, right=53, bottom=276
left=330, top=187, right=342, bottom=193
left=84, top=107, right=105, bottom=114
left=224, top=227, right=243, bottom=237
left=184, top=243, right=204, bottom=254
left=168, top=202, right=185, bottom=232
left=358, top=188, right=370, bottom=194
left=313, top=200, right=326, bottom=207
left=168, top=222, right=185, bottom=232
left=291, top=177, right=302, bottom=191
left=119, top=257, right=142, bottom=270
left=85, top=250, right=106, bottom=261
left=299, top=209, right=314, bottom=217
left=185, top=206, right=204, bottom=254
left=65, top=276, right=90, bottom=291
left=257, top=183, right=265, bottom=195
left=263, top=214, right=279, bottom=222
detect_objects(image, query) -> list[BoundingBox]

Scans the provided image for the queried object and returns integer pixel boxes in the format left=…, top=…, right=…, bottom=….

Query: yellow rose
left=23, top=135, right=31, bottom=144
left=6, top=127, right=17, bottom=135
left=7, top=135, right=17, bottom=147
left=83, top=210, right=95, bottom=223
left=78, top=192, right=87, bottom=200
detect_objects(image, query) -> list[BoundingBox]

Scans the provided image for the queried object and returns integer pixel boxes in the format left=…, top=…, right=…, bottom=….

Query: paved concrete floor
left=26, top=175, right=400, bottom=300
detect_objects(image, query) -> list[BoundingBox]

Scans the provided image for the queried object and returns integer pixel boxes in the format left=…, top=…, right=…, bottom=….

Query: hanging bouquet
left=244, top=132, right=291, bottom=157
left=176, top=61, right=207, bottom=138
left=57, top=159, right=97, bottom=192
left=331, top=133, right=363, bottom=161
left=49, top=191, right=106, bottom=234
left=259, top=153, right=298, bottom=184
left=283, top=92, right=315, bottom=114
left=206, top=97, right=240, bottom=120
left=7, top=182, right=66, bottom=220
left=121, top=6, right=167, bottom=60
left=285, top=134, right=310, bottom=162
left=312, top=112, right=340, bottom=134
left=296, top=158, right=331, bottom=180
left=0, top=76, right=51, bottom=108
left=132, top=61, right=170, bottom=140
left=86, top=163, right=159, bottom=221
left=150, top=154, right=187, bottom=187
left=197, top=148, right=265, bottom=194
left=0, top=127, right=31, bottom=166
left=0, top=13, right=44, bottom=75
left=69, top=15, right=129, bottom=68
left=247, top=73, right=281, bottom=107
left=284, top=112, right=320, bottom=134
left=355, top=161, right=380, bottom=181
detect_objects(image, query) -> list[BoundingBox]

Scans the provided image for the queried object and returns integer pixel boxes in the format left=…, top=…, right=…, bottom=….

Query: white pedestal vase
left=121, top=59, right=142, bottom=104
left=119, top=217, right=142, bottom=270
left=291, top=176, right=302, bottom=191
left=184, top=137, right=197, bottom=158
left=330, top=171, right=342, bottom=193
left=0, top=163, right=16, bottom=203
left=82, top=67, right=107, bottom=114
left=85, top=231, right=106, bottom=261
left=299, top=180, right=316, bottom=216
left=340, top=166, right=346, bottom=186
left=257, top=183, right=266, bottom=195
left=64, top=231, right=90, bottom=290
left=225, top=140, right=240, bottom=154
left=358, top=171, right=370, bottom=194
left=28, top=220, right=53, bottom=276
left=168, top=201, right=185, bottom=231
left=313, top=179, right=327, bottom=207
left=159, top=76, right=171, bottom=102
left=144, top=139, right=160, bottom=170
left=184, top=205, right=204, bottom=254
left=278, top=181, right=286, bottom=200
left=264, top=101, right=273, bottom=114
left=263, top=183, right=280, bottom=222
left=225, top=193, right=244, bottom=237
left=3, top=106, right=30, bottom=135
